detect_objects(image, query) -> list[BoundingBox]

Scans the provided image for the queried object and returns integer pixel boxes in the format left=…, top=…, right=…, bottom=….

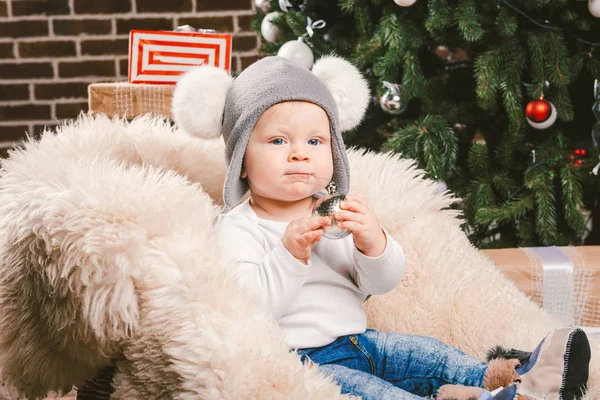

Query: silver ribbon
left=305, top=17, right=326, bottom=38
left=531, top=246, right=574, bottom=326
left=279, top=0, right=293, bottom=12
left=174, top=25, right=217, bottom=34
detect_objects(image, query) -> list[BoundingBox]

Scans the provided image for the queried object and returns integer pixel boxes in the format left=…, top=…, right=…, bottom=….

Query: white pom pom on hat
left=312, top=55, right=371, bottom=132
left=171, top=65, right=233, bottom=140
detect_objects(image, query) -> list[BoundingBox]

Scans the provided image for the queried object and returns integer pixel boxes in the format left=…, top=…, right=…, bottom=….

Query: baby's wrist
left=357, top=229, right=387, bottom=257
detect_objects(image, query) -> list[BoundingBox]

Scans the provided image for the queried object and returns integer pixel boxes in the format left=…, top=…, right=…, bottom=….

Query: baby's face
left=242, top=101, right=334, bottom=203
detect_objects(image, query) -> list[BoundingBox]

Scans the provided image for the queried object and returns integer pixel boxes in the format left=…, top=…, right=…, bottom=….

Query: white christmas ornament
left=434, top=180, right=448, bottom=195
left=394, top=0, right=417, bottom=6
left=589, top=0, right=600, bottom=17
left=254, top=0, right=270, bottom=12
left=526, top=102, right=558, bottom=130
left=277, top=39, right=314, bottom=69
left=260, top=11, right=281, bottom=43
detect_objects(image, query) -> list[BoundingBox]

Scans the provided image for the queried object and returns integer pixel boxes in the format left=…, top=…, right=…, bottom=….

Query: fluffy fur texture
left=311, top=55, right=370, bottom=132
left=0, top=115, right=598, bottom=399
left=171, top=66, right=234, bottom=139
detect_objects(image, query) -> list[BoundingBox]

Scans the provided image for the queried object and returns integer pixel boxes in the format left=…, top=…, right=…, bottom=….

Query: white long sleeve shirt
left=216, top=198, right=405, bottom=349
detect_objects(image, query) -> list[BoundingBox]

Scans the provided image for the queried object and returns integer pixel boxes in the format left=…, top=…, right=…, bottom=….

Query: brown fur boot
left=483, top=358, right=521, bottom=391
left=436, top=384, right=484, bottom=400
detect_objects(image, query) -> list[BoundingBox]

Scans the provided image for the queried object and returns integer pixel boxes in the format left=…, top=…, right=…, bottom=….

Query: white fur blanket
left=0, top=115, right=596, bottom=399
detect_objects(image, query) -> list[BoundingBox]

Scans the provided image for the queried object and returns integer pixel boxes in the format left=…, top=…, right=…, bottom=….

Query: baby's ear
left=172, top=66, right=234, bottom=139
left=311, top=55, right=370, bottom=132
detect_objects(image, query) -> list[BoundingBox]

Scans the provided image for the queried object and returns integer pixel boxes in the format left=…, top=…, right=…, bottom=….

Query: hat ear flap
left=172, top=66, right=234, bottom=139
left=311, top=55, right=370, bottom=132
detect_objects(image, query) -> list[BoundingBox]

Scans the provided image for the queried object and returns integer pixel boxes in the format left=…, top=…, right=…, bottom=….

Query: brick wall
left=0, top=0, right=261, bottom=156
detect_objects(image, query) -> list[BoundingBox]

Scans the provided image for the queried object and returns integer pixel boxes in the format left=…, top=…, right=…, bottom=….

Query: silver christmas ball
left=526, top=102, right=557, bottom=130
left=380, top=82, right=408, bottom=115
left=277, top=39, right=314, bottom=69
left=590, top=0, right=600, bottom=18
left=312, top=194, right=350, bottom=240
left=593, top=91, right=600, bottom=146
left=260, top=11, right=281, bottom=43
left=254, top=0, right=270, bottom=12
left=394, top=0, right=417, bottom=6
left=434, top=180, right=448, bottom=195
left=311, top=182, right=350, bottom=240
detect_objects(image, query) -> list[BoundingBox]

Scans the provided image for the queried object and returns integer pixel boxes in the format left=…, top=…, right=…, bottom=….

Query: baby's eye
left=271, top=138, right=284, bottom=145
left=308, top=139, right=320, bottom=146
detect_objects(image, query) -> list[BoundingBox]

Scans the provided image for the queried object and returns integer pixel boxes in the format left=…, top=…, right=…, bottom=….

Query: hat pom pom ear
left=312, top=55, right=370, bottom=132
left=172, top=66, right=234, bottom=139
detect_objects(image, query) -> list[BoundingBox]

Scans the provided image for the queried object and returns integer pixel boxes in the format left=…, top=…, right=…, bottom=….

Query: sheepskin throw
left=0, top=115, right=597, bottom=399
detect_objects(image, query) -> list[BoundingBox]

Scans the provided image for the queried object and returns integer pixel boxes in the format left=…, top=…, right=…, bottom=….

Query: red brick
left=119, top=58, right=129, bottom=77
left=240, top=55, right=261, bottom=70
left=0, top=1, right=7, bottom=17
left=12, top=0, right=70, bottom=16
left=19, top=41, right=77, bottom=58
left=54, top=19, right=112, bottom=36
left=58, top=60, right=115, bottom=78
left=0, top=146, right=12, bottom=159
left=197, top=0, right=252, bottom=11
left=116, top=18, right=173, bottom=34
left=177, top=16, right=234, bottom=33
left=233, top=35, right=257, bottom=52
left=74, top=0, right=131, bottom=14
left=56, top=102, right=88, bottom=119
left=0, top=105, right=51, bottom=121
left=136, top=0, right=192, bottom=13
left=0, top=21, right=49, bottom=38
left=237, top=15, right=254, bottom=32
left=0, top=42, right=13, bottom=58
left=0, top=84, right=29, bottom=101
left=0, top=62, right=53, bottom=79
left=34, top=82, right=89, bottom=100
left=33, top=123, right=59, bottom=136
left=81, top=39, right=128, bottom=56
left=0, top=147, right=11, bottom=159
left=0, top=125, right=29, bottom=142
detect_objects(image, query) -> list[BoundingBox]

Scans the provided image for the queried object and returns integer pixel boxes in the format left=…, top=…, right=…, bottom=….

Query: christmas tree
left=253, top=0, right=600, bottom=248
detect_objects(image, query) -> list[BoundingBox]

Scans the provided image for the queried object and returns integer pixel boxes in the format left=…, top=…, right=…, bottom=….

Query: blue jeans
left=297, top=329, right=487, bottom=399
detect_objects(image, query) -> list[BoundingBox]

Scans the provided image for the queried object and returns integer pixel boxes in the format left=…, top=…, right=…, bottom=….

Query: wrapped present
left=482, top=246, right=600, bottom=327
left=128, top=29, right=232, bottom=84
left=88, top=82, right=175, bottom=119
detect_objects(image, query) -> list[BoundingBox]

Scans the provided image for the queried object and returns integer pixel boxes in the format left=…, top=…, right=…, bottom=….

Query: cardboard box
left=88, top=82, right=175, bottom=119
left=482, top=246, right=600, bottom=327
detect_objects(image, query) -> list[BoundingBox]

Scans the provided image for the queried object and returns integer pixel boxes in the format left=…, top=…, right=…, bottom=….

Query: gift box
left=482, top=246, right=600, bottom=327
left=128, top=29, right=232, bottom=84
left=88, top=82, right=175, bottom=119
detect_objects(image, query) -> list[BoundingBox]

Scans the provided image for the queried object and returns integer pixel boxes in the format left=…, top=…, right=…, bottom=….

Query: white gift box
left=128, top=29, right=232, bottom=84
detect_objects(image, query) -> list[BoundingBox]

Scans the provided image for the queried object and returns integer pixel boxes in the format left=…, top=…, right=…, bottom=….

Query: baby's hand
left=333, top=194, right=386, bottom=257
left=282, top=215, right=331, bottom=265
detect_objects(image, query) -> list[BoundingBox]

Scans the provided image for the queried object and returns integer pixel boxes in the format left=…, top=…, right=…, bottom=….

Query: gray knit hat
left=172, top=55, right=370, bottom=213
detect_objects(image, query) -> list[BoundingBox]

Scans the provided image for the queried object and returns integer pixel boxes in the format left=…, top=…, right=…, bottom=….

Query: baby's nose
left=289, top=150, right=310, bottom=161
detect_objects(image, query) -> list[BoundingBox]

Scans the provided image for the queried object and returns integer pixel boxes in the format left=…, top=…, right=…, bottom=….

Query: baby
left=173, top=55, right=590, bottom=400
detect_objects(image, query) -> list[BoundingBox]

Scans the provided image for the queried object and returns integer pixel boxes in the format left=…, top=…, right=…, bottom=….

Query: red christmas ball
left=526, top=99, right=552, bottom=123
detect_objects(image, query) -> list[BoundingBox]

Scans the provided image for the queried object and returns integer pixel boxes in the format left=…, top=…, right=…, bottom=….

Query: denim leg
left=360, top=330, right=487, bottom=397
left=298, top=335, right=372, bottom=373
left=316, top=364, right=427, bottom=400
